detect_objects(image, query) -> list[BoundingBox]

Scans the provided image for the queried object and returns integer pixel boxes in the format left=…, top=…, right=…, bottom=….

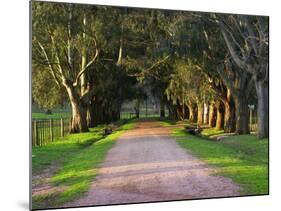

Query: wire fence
left=32, top=118, right=70, bottom=147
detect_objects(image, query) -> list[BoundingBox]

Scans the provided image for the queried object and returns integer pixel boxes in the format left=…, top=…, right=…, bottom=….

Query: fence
left=120, top=106, right=169, bottom=120
left=32, top=118, right=70, bottom=147
left=120, top=112, right=136, bottom=119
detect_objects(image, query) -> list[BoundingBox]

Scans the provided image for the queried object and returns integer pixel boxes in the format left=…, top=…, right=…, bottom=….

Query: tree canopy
left=32, top=1, right=269, bottom=138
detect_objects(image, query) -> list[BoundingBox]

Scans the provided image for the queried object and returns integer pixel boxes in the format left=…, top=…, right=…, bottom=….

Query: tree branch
left=220, top=27, right=246, bottom=69
left=73, top=48, right=99, bottom=87
left=143, top=55, right=170, bottom=75
left=50, top=35, right=66, bottom=82
left=35, top=38, right=61, bottom=87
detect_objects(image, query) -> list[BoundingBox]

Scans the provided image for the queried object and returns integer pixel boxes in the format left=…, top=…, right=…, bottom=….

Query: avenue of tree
left=32, top=2, right=269, bottom=138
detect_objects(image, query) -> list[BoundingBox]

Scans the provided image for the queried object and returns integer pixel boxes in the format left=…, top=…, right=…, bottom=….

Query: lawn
left=32, top=120, right=135, bottom=209
left=161, top=121, right=269, bottom=196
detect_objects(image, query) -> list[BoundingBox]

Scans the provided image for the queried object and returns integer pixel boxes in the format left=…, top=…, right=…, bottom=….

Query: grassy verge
left=32, top=125, right=105, bottom=174
left=32, top=121, right=135, bottom=209
left=161, top=120, right=268, bottom=196
left=200, top=127, right=224, bottom=137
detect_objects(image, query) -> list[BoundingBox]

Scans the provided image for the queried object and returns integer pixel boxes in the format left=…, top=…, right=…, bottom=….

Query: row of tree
left=32, top=2, right=268, bottom=138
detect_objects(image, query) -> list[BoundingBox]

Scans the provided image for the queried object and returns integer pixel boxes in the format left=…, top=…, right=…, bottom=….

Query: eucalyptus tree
left=184, top=13, right=253, bottom=134
left=165, top=59, right=190, bottom=120
left=215, top=14, right=269, bottom=138
left=32, top=2, right=101, bottom=132
left=165, top=58, right=214, bottom=125
left=119, top=9, right=180, bottom=118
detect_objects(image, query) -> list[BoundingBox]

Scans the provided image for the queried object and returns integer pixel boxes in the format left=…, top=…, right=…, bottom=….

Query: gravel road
left=66, top=121, right=240, bottom=207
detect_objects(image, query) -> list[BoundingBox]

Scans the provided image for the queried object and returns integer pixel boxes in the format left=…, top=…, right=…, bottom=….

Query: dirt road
left=66, top=121, right=240, bottom=207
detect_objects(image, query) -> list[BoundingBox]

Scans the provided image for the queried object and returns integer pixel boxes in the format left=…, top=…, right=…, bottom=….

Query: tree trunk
left=185, top=104, right=189, bottom=120
left=233, top=95, right=250, bottom=134
left=216, top=100, right=224, bottom=130
left=203, top=103, right=209, bottom=125
left=224, top=101, right=236, bottom=133
left=166, top=102, right=178, bottom=119
left=86, top=105, right=93, bottom=128
left=176, top=106, right=183, bottom=120
left=70, top=100, right=88, bottom=133
left=182, top=101, right=186, bottom=120
left=188, top=104, right=195, bottom=122
left=64, top=84, right=88, bottom=133
left=160, top=100, right=165, bottom=118
left=255, top=80, right=269, bottom=138
left=135, top=99, right=140, bottom=119
left=223, top=89, right=236, bottom=133
left=197, top=103, right=204, bottom=126
left=208, top=103, right=216, bottom=127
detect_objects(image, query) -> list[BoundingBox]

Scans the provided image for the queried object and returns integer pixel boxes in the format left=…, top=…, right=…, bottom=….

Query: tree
left=32, top=64, right=65, bottom=112
left=191, top=16, right=253, bottom=134
left=32, top=2, right=100, bottom=132
left=216, top=14, right=269, bottom=138
left=165, top=58, right=214, bottom=125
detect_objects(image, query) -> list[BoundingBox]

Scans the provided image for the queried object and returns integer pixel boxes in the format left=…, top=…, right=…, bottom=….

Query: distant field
left=32, top=112, right=71, bottom=120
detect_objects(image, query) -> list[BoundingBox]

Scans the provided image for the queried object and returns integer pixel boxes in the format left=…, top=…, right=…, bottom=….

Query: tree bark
left=64, top=83, right=88, bottom=133
left=187, top=103, right=196, bottom=122
left=182, top=100, right=186, bottom=120
left=208, top=102, right=216, bottom=127
left=70, top=103, right=88, bottom=133
left=223, top=89, right=236, bottom=133
left=255, top=80, right=269, bottom=138
left=160, top=99, right=165, bottom=118
left=166, top=101, right=178, bottom=119
left=203, top=103, right=209, bottom=125
left=86, top=105, right=92, bottom=128
left=216, top=100, right=224, bottom=130
left=197, top=102, right=204, bottom=126
left=135, top=99, right=140, bottom=119
left=233, top=95, right=250, bottom=134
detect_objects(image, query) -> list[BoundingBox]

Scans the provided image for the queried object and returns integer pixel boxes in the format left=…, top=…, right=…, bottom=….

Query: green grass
left=32, top=121, right=135, bottom=209
left=200, top=127, right=224, bottom=137
left=32, top=112, right=70, bottom=120
left=171, top=127, right=268, bottom=195
left=32, top=125, right=105, bottom=174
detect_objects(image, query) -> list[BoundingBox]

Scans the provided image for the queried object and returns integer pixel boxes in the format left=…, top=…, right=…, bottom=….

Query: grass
left=32, top=125, right=105, bottom=174
left=32, top=112, right=70, bottom=120
left=170, top=126, right=268, bottom=196
left=160, top=119, right=268, bottom=195
left=32, top=120, right=135, bottom=209
left=200, top=127, right=224, bottom=137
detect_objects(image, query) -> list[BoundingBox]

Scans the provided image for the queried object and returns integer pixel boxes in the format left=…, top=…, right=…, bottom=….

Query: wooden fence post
left=61, top=118, right=64, bottom=137
left=33, top=120, right=38, bottom=146
left=50, top=119, right=53, bottom=142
